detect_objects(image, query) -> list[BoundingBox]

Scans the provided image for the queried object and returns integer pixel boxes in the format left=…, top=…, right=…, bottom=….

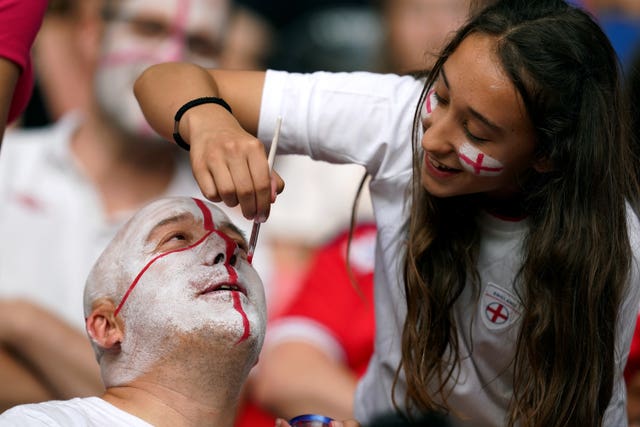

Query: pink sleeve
left=0, top=0, right=48, bottom=123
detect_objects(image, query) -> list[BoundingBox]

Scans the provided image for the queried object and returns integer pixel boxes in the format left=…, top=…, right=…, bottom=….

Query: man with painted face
left=0, top=197, right=267, bottom=426
left=0, top=0, right=235, bottom=410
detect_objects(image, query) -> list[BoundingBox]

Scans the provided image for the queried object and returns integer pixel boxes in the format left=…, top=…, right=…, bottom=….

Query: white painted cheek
left=95, top=60, right=160, bottom=140
left=457, top=142, right=505, bottom=177
left=238, top=266, right=267, bottom=342
left=420, top=89, right=438, bottom=122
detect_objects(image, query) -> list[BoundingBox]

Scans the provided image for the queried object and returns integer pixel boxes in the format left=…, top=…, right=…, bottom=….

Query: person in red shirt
left=236, top=223, right=376, bottom=426
left=0, top=0, right=47, bottom=140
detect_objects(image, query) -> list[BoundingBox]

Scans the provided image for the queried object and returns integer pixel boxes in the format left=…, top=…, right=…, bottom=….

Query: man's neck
left=102, top=380, right=241, bottom=427
left=101, top=340, right=259, bottom=427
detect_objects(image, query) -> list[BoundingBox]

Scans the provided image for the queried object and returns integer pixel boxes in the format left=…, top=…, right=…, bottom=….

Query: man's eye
left=129, top=19, right=168, bottom=38
left=159, top=232, right=189, bottom=247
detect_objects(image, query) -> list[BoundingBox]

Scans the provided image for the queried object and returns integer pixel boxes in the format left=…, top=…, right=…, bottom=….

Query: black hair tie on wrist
left=172, top=97, right=233, bottom=152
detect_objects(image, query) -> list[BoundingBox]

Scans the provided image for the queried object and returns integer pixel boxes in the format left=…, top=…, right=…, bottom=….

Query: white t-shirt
left=0, top=397, right=152, bottom=426
left=256, top=69, right=640, bottom=426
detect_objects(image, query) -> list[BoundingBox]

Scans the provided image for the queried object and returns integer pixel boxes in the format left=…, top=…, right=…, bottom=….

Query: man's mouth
left=198, top=282, right=247, bottom=297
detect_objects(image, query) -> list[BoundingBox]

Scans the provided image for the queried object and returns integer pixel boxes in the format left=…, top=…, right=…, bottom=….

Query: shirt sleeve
left=0, top=0, right=48, bottom=123
left=257, top=70, right=423, bottom=181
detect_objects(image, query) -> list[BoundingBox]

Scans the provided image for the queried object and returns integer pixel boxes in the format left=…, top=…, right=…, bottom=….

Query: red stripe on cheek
left=426, top=90, right=434, bottom=114
left=114, top=230, right=214, bottom=316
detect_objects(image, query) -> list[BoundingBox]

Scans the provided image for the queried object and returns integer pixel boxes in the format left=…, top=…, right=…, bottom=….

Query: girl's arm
left=0, top=58, right=19, bottom=141
left=134, top=62, right=282, bottom=221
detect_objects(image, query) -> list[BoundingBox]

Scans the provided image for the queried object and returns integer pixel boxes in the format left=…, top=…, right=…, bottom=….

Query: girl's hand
left=183, top=103, right=284, bottom=221
left=330, top=420, right=361, bottom=427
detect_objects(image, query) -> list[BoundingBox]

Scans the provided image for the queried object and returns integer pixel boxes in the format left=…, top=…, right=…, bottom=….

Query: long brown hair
left=400, top=1, right=639, bottom=425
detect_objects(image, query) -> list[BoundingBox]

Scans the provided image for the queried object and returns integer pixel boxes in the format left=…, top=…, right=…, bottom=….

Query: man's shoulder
left=0, top=397, right=152, bottom=426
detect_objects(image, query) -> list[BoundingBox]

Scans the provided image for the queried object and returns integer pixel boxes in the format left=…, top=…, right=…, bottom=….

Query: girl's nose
left=421, top=119, right=456, bottom=155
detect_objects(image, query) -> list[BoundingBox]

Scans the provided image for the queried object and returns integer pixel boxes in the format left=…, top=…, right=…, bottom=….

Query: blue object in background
left=599, top=12, right=640, bottom=73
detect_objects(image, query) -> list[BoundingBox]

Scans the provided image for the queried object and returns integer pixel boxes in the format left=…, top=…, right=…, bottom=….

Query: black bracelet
left=172, top=97, right=233, bottom=152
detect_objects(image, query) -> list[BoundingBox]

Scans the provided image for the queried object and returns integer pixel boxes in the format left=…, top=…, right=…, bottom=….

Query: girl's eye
left=433, top=91, right=448, bottom=106
left=463, top=122, right=490, bottom=144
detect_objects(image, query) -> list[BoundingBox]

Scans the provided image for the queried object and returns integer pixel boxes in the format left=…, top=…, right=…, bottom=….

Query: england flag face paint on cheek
left=458, top=142, right=505, bottom=177
left=421, top=89, right=438, bottom=122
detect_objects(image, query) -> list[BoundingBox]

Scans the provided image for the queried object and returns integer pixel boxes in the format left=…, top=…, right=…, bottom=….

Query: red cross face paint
left=420, top=89, right=438, bottom=123
left=457, top=142, right=504, bottom=177
left=94, top=0, right=230, bottom=140
left=85, top=196, right=265, bottom=385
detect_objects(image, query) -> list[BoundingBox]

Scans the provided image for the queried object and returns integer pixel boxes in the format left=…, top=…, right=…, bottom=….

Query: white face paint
left=421, top=88, right=438, bottom=122
left=93, top=197, right=266, bottom=385
left=94, top=0, right=229, bottom=140
left=457, top=141, right=505, bottom=177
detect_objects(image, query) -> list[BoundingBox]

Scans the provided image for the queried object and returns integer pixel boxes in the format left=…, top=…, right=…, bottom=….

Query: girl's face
left=420, top=33, right=539, bottom=199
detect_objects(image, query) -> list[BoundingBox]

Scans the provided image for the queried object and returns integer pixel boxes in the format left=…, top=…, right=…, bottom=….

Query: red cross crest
left=485, top=302, right=509, bottom=324
left=481, top=283, right=521, bottom=330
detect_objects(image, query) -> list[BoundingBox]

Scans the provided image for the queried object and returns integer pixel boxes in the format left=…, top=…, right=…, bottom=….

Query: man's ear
left=86, top=298, right=124, bottom=353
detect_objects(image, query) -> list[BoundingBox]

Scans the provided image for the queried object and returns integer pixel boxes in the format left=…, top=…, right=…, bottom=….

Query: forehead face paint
left=110, top=197, right=266, bottom=383
left=458, top=142, right=504, bottom=177
left=95, top=0, right=228, bottom=139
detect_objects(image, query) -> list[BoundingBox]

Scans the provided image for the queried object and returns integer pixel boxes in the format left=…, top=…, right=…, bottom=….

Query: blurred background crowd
left=1, top=0, right=639, bottom=426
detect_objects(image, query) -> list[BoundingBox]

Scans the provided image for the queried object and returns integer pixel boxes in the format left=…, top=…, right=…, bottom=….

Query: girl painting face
left=420, top=33, right=539, bottom=199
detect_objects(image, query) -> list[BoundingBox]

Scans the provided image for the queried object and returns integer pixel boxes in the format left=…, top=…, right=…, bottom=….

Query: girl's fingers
left=272, top=171, right=285, bottom=201
left=227, top=155, right=259, bottom=219
left=247, top=146, right=274, bottom=221
left=275, top=418, right=292, bottom=427
left=188, top=125, right=276, bottom=221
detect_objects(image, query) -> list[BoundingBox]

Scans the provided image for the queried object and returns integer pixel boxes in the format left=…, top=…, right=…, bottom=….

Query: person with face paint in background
left=0, top=0, right=240, bottom=411
left=134, top=0, right=640, bottom=426
left=0, top=196, right=267, bottom=427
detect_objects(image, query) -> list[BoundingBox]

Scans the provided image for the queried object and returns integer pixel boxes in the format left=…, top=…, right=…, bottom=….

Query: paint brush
left=247, top=116, right=281, bottom=263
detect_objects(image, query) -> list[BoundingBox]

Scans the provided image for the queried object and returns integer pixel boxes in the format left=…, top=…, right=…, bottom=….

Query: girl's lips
left=424, top=154, right=462, bottom=178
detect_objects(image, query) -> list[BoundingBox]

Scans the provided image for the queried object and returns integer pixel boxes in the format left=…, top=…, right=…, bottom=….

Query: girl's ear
left=86, top=299, right=124, bottom=353
left=533, top=155, right=554, bottom=173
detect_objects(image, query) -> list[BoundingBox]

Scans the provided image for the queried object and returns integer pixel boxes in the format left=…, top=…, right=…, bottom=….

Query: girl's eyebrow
left=440, top=67, right=450, bottom=89
left=441, top=66, right=502, bottom=133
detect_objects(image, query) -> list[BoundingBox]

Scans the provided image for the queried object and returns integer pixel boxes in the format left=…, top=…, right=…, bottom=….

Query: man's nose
left=209, top=251, right=238, bottom=267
